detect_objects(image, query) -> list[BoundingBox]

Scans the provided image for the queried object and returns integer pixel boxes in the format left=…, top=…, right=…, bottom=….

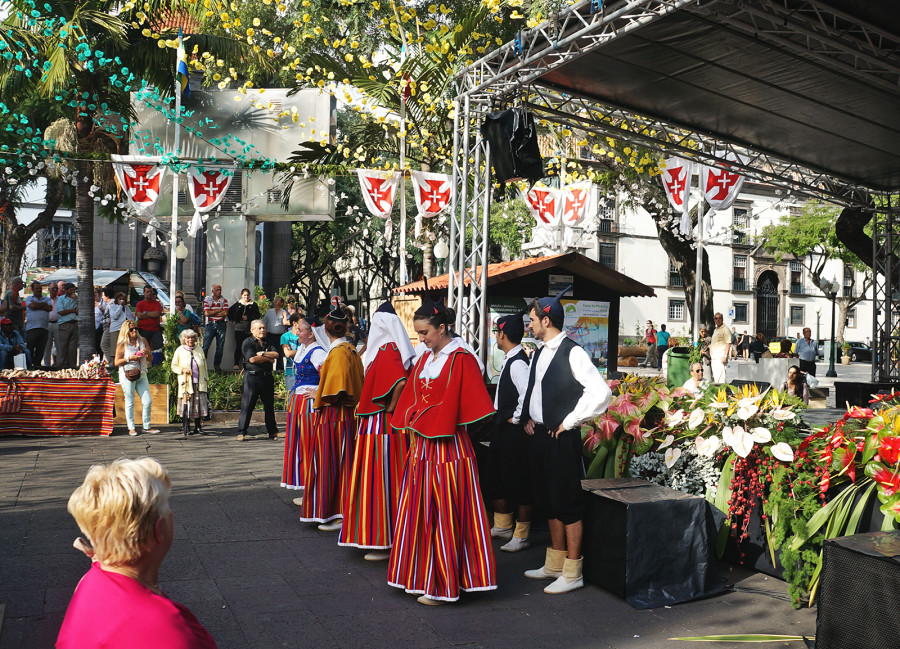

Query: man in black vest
left=522, top=290, right=611, bottom=594
left=489, top=313, right=533, bottom=552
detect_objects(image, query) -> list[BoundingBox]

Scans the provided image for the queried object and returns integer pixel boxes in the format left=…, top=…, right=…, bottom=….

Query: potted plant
left=841, top=341, right=851, bottom=365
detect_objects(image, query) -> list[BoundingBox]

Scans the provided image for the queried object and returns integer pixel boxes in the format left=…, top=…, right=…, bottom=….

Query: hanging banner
left=110, top=155, right=167, bottom=219
left=560, top=182, right=591, bottom=227
left=523, top=185, right=561, bottom=228
left=357, top=169, right=401, bottom=243
left=700, top=155, right=745, bottom=234
left=186, top=167, right=234, bottom=238
left=660, top=157, right=693, bottom=235
left=410, top=170, right=452, bottom=238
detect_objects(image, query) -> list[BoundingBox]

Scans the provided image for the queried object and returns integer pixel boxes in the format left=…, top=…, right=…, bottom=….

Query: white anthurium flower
left=664, top=447, right=682, bottom=468
left=771, top=442, right=795, bottom=462
left=731, top=426, right=754, bottom=458
left=688, top=408, right=705, bottom=430
left=695, top=435, right=720, bottom=458
left=721, top=426, right=734, bottom=447
left=709, top=400, right=730, bottom=409
left=665, top=409, right=686, bottom=427
left=658, top=435, right=675, bottom=451
left=772, top=408, right=796, bottom=421
left=751, top=427, right=772, bottom=443
left=737, top=403, right=759, bottom=420
left=737, top=395, right=761, bottom=408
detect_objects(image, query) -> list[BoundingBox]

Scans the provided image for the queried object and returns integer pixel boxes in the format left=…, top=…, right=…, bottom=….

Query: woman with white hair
left=57, top=458, right=217, bottom=648
left=171, top=329, right=210, bottom=438
left=339, top=301, right=414, bottom=560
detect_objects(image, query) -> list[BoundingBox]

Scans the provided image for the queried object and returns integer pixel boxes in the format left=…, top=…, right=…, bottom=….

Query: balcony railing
left=732, top=229, right=749, bottom=245
left=668, top=273, right=683, bottom=288
left=598, top=254, right=616, bottom=268
left=733, top=278, right=748, bottom=291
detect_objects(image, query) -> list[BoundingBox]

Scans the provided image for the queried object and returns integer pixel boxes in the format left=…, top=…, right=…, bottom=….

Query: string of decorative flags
left=355, top=169, right=452, bottom=242
left=521, top=182, right=591, bottom=228
left=111, top=155, right=234, bottom=244
left=661, top=155, right=745, bottom=236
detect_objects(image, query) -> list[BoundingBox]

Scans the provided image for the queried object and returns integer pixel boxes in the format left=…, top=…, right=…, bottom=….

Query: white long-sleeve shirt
left=493, top=344, right=529, bottom=423
left=529, top=332, right=612, bottom=431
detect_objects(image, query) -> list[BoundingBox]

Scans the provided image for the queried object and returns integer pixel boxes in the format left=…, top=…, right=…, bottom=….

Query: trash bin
left=667, top=346, right=692, bottom=389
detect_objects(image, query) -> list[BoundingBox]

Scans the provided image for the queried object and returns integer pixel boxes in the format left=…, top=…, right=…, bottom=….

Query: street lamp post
left=433, top=239, right=449, bottom=275
left=824, top=279, right=838, bottom=378
left=174, top=240, right=189, bottom=294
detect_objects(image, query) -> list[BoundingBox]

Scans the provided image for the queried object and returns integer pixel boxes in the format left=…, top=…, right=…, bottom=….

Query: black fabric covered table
left=582, top=478, right=727, bottom=609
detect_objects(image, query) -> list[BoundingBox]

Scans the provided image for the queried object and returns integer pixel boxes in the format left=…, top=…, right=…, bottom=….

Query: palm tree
left=0, top=0, right=259, bottom=360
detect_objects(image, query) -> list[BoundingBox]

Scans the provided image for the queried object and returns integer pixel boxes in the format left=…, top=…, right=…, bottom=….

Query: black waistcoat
left=495, top=348, right=529, bottom=422
left=522, top=336, right=583, bottom=430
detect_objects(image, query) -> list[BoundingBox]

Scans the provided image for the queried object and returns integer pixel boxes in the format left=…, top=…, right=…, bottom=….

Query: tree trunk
left=75, top=161, right=96, bottom=362
left=0, top=178, right=63, bottom=288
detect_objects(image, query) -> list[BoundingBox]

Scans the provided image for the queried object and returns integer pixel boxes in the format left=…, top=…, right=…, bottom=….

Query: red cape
left=392, top=346, right=494, bottom=439
left=357, top=343, right=409, bottom=416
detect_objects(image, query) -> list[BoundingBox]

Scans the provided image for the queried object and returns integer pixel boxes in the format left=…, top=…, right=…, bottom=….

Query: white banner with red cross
left=523, top=185, right=561, bottom=228
left=111, top=155, right=168, bottom=219
left=186, top=167, right=235, bottom=238
left=660, top=157, right=693, bottom=235
left=410, top=170, right=451, bottom=238
left=560, top=182, right=591, bottom=227
left=357, top=169, right=401, bottom=242
left=700, top=154, right=745, bottom=234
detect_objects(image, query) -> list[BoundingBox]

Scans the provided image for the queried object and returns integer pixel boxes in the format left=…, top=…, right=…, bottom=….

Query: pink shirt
left=57, top=562, right=217, bottom=649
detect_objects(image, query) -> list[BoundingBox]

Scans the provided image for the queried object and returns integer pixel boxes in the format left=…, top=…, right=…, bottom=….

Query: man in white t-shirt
left=708, top=313, right=732, bottom=383
left=25, top=282, right=52, bottom=368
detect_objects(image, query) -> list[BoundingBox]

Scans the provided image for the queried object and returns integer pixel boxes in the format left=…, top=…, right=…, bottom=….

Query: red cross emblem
left=192, top=171, right=230, bottom=208
left=420, top=179, right=451, bottom=214
left=123, top=164, right=162, bottom=204
left=664, top=168, right=687, bottom=207
left=364, top=176, right=395, bottom=212
left=528, top=189, right=557, bottom=224
left=705, top=168, right=740, bottom=201
left=563, top=188, right=588, bottom=224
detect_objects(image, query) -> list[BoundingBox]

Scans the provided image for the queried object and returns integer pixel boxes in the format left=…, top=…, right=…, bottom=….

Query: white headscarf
left=362, top=311, right=416, bottom=371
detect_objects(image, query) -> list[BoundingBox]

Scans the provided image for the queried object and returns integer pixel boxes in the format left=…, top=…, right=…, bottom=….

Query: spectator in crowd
left=750, top=332, right=769, bottom=363
left=25, top=281, right=52, bottom=368
left=709, top=313, right=732, bottom=383
left=346, top=304, right=367, bottom=347
left=42, top=283, right=61, bottom=367
left=56, top=458, right=217, bottom=649
left=263, top=296, right=288, bottom=371
left=738, top=330, right=751, bottom=361
left=281, top=312, right=303, bottom=393
left=94, top=289, right=107, bottom=359
left=285, top=296, right=302, bottom=319
left=172, top=293, right=199, bottom=338
left=236, top=319, right=279, bottom=441
left=655, top=324, right=670, bottom=370
left=640, top=320, right=657, bottom=368
left=3, top=276, right=25, bottom=333
left=228, top=288, right=260, bottom=371
left=56, top=283, right=79, bottom=369
left=171, top=329, right=210, bottom=438
left=0, top=317, right=30, bottom=369
left=56, top=279, right=67, bottom=295
left=780, top=364, right=809, bottom=405
left=114, top=321, right=159, bottom=437
left=795, top=327, right=817, bottom=376
left=103, top=292, right=133, bottom=370
left=202, top=284, right=228, bottom=373
left=682, top=362, right=709, bottom=396
left=135, top=286, right=164, bottom=350
left=775, top=338, right=795, bottom=358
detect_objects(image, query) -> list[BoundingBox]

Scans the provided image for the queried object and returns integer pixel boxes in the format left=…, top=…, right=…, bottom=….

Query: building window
left=843, top=266, right=854, bottom=298
left=598, top=242, right=616, bottom=268
left=668, top=261, right=683, bottom=288
left=39, top=223, right=76, bottom=267
left=669, top=299, right=685, bottom=321
left=790, top=305, right=804, bottom=326
left=597, top=198, right=615, bottom=221
left=847, top=308, right=856, bottom=328
left=790, top=260, right=803, bottom=295
left=733, top=255, right=747, bottom=291
left=733, top=207, right=749, bottom=244
left=733, top=303, right=748, bottom=323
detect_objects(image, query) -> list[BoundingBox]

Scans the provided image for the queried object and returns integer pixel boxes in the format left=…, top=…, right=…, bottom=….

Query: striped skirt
left=299, top=404, right=356, bottom=524
left=339, top=411, right=410, bottom=550
left=387, top=430, right=497, bottom=602
left=281, top=392, right=315, bottom=490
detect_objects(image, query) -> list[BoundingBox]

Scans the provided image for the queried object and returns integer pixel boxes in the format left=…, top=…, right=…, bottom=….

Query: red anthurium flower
left=847, top=406, right=875, bottom=419
left=832, top=446, right=857, bottom=482
left=583, top=413, right=619, bottom=452
left=609, top=394, right=641, bottom=421
left=869, top=465, right=900, bottom=496
left=634, top=390, right=657, bottom=410
left=879, top=437, right=900, bottom=466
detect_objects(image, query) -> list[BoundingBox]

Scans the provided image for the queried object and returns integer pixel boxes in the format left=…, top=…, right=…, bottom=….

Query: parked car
left=768, top=337, right=796, bottom=355
left=844, top=342, right=873, bottom=362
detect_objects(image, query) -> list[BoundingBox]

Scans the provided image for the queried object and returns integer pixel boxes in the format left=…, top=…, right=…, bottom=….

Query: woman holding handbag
left=171, top=329, right=210, bottom=438
left=114, top=322, right=159, bottom=437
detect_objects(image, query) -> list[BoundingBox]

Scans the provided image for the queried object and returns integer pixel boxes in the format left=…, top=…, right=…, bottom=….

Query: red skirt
left=387, top=430, right=497, bottom=601
left=281, top=392, right=315, bottom=490
left=299, top=405, right=356, bottom=523
left=339, top=411, right=410, bottom=549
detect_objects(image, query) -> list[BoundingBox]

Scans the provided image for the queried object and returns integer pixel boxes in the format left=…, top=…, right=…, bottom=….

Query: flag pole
left=169, top=32, right=183, bottom=315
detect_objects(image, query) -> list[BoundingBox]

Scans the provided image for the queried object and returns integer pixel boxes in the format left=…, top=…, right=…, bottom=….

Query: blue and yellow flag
left=176, top=28, right=190, bottom=97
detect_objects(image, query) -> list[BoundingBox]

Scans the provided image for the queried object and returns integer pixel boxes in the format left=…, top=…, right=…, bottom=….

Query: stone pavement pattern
left=1, top=430, right=817, bottom=649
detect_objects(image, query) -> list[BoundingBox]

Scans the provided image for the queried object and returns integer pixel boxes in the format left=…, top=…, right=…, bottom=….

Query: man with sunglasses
left=682, top=362, right=709, bottom=396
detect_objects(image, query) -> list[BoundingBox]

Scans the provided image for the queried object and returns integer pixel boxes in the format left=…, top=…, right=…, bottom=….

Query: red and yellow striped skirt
left=387, top=430, right=497, bottom=602
left=339, top=411, right=410, bottom=550
left=281, top=392, right=315, bottom=490
left=299, top=404, right=356, bottom=524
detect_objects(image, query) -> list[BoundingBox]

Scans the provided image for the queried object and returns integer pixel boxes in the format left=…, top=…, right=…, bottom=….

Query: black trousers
left=237, top=372, right=277, bottom=436
left=529, top=424, right=585, bottom=525
left=233, top=330, right=250, bottom=366
left=25, top=328, right=48, bottom=368
left=489, top=420, right=533, bottom=505
left=798, top=358, right=816, bottom=376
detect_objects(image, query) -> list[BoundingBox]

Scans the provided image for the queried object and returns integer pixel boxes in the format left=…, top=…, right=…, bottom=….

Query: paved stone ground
left=1, top=425, right=818, bottom=649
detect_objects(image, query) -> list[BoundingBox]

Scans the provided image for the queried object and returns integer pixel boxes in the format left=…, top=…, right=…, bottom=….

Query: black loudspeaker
left=816, top=531, right=900, bottom=649
left=480, top=108, right=544, bottom=185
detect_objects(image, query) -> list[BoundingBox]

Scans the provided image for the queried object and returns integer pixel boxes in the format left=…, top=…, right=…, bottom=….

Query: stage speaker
left=480, top=108, right=544, bottom=185
left=816, top=531, right=900, bottom=649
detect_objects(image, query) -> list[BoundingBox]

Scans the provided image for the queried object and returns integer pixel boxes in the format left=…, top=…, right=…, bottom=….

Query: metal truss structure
left=449, top=0, right=900, bottom=377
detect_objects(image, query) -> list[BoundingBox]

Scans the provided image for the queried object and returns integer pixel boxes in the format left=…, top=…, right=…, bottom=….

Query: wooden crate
left=114, top=383, right=170, bottom=425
